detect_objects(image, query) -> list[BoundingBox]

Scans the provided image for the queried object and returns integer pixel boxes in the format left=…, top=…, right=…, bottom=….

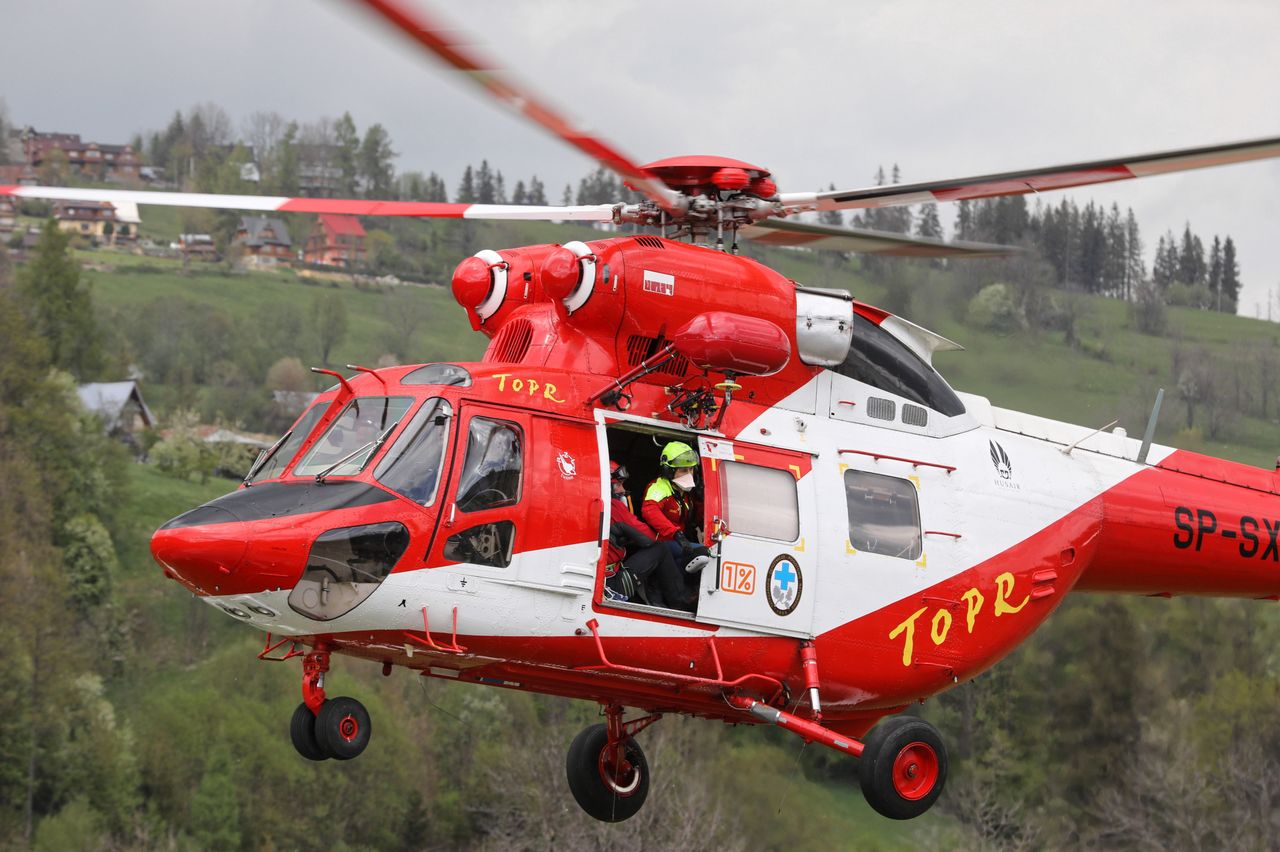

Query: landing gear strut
left=289, top=646, right=373, bottom=762
left=565, top=704, right=660, bottom=822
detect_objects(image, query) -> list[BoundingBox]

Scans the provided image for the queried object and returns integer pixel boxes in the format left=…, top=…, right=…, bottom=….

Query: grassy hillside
left=82, top=221, right=1280, bottom=468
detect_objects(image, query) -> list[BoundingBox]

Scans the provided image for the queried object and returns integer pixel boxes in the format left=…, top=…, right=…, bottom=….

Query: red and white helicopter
left=9, top=0, right=1280, bottom=822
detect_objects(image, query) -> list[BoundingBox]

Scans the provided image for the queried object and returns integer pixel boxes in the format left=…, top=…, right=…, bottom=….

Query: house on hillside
left=78, top=380, right=155, bottom=449
left=111, top=201, right=142, bottom=245
left=54, top=200, right=118, bottom=243
left=303, top=214, right=366, bottom=268
left=0, top=163, right=38, bottom=187
left=297, top=143, right=343, bottom=197
left=232, top=216, right=293, bottom=267
left=18, top=127, right=140, bottom=181
left=178, top=233, right=218, bottom=262
left=0, top=197, right=15, bottom=235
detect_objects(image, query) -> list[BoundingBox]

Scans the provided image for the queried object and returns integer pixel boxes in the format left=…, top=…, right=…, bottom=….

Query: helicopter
left=7, top=0, right=1280, bottom=823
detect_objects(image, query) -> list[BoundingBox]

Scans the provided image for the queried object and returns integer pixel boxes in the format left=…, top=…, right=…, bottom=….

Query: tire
left=565, top=723, right=650, bottom=822
left=858, top=717, right=947, bottom=820
left=290, top=702, right=329, bottom=761
left=316, top=696, right=372, bottom=761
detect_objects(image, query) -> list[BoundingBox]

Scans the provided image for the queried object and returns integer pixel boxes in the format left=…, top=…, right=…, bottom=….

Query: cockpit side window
left=246, top=404, right=326, bottom=484
left=836, top=315, right=964, bottom=416
left=293, top=396, right=414, bottom=477
left=375, top=398, right=452, bottom=505
left=455, top=417, right=523, bottom=512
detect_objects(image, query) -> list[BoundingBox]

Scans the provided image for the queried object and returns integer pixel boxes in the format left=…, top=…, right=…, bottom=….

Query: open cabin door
left=695, top=436, right=816, bottom=639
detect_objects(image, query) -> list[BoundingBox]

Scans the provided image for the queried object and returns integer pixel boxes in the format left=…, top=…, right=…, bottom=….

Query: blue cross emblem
left=774, top=562, right=797, bottom=591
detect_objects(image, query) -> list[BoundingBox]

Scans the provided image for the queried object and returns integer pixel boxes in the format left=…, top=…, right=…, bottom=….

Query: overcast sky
left=8, top=0, right=1280, bottom=317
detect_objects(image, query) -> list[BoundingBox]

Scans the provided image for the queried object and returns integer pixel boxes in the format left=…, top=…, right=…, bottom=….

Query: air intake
left=486, top=318, right=533, bottom=363
left=626, top=335, right=690, bottom=376
left=902, top=404, right=928, bottom=427
left=632, top=236, right=665, bottom=249
left=867, top=397, right=896, bottom=421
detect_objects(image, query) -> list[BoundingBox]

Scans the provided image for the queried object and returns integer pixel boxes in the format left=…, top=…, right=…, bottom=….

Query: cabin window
left=293, top=396, right=414, bottom=477
left=246, top=404, right=326, bottom=483
left=456, top=417, right=523, bottom=512
left=443, top=520, right=515, bottom=568
left=837, top=314, right=964, bottom=417
left=402, top=363, right=472, bottom=387
left=721, top=461, right=799, bottom=542
left=375, top=398, right=452, bottom=505
left=844, top=470, right=922, bottom=560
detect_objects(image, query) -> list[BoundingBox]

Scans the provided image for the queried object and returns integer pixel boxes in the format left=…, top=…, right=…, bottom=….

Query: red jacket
left=606, top=497, right=655, bottom=566
left=641, top=477, right=691, bottom=541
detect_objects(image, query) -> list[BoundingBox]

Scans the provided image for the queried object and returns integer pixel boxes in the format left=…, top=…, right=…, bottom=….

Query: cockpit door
left=695, top=437, right=816, bottom=639
left=423, top=403, right=531, bottom=572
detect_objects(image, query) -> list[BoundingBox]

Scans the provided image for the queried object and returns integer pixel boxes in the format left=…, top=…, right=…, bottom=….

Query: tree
left=16, top=223, right=102, bottom=380
left=0, top=97, right=11, bottom=166
left=358, top=123, right=397, bottom=198
left=333, top=112, right=360, bottom=195
left=381, top=288, right=431, bottom=360
left=310, top=292, right=349, bottom=365
left=425, top=172, right=448, bottom=202
left=1221, top=236, right=1241, bottom=313
left=528, top=175, right=548, bottom=205
left=1152, top=231, right=1178, bottom=290
left=1177, top=223, right=1207, bottom=287
left=456, top=166, right=476, bottom=203
left=275, top=121, right=300, bottom=195
left=511, top=179, right=528, bottom=205
left=915, top=202, right=942, bottom=240
left=476, top=160, right=496, bottom=204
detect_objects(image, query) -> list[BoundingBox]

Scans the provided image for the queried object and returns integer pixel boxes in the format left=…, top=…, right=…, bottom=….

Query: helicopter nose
left=151, top=505, right=252, bottom=596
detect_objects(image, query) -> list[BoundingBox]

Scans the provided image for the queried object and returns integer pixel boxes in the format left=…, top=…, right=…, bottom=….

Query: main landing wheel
left=858, top=716, right=948, bottom=820
left=566, top=723, right=650, bottom=822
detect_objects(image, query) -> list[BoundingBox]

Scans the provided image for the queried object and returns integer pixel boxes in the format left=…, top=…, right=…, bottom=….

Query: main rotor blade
left=349, top=0, right=682, bottom=215
left=738, top=219, right=1015, bottom=258
left=778, top=135, right=1280, bottom=214
left=0, top=185, right=615, bottom=222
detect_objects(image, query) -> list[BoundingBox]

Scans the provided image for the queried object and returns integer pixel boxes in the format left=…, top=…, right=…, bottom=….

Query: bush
left=967, top=282, right=1020, bottom=331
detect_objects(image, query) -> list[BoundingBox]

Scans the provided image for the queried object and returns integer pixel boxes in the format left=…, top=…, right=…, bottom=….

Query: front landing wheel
left=290, top=702, right=328, bottom=761
left=316, top=696, right=372, bottom=761
left=858, top=716, right=948, bottom=820
left=566, top=723, right=650, bottom=822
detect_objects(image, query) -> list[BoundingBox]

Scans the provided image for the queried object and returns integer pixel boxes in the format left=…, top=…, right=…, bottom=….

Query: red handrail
left=839, top=448, right=956, bottom=474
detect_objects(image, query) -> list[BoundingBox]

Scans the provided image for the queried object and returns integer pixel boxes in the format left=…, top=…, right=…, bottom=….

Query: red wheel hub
left=338, top=714, right=360, bottom=742
left=597, top=748, right=641, bottom=797
left=891, top=741, right=939, bottom=800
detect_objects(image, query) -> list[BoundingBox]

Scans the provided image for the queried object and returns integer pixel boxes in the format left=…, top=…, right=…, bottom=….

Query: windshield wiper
left=315, top=421, right=399, bottom=484
left=243, top=429, right=291, bottom=486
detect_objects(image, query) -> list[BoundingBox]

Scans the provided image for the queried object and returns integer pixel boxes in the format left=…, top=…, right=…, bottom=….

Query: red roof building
left=303, top=214, right=367, bottom=268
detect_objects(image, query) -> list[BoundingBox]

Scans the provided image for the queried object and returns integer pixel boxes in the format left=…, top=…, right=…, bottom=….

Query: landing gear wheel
left=566, top=723, right=650, bottom=822
left=290, top=702, right=329, bottom=761
left=316, top=696, right=372, bottom=761
left=858, top=716, right=947, bottom=820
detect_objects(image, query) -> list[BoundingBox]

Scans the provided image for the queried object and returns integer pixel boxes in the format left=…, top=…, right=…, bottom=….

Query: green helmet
left=660, top=441, right=698, bottom=476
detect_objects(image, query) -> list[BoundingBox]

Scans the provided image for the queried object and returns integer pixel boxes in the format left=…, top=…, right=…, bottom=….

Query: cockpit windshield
left=293, top=396, right=414, bottom=478
left=375, top=397, right=453, bottom=505
left=245, top=404, right=326, bottom=485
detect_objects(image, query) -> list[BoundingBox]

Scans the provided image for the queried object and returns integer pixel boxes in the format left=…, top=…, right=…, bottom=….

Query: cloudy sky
left=8, top=0, right=1280, bottom=316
